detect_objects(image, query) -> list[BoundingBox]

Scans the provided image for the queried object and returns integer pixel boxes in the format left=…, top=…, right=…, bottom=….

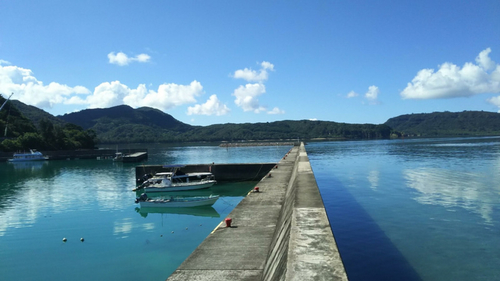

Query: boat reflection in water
left=135, top=205, right=220, bottom=218
left=9, top=161, right=47, bottom=171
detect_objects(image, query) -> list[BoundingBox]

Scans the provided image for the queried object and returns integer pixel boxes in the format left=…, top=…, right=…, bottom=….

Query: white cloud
left=233, top=61, right=275, bottom=82
left=476, top=48, right=495, bottom=71
left=267, top=107, right=285, bottom=114
left=0, top=61, right=209, bottom=114
left=0, top=60, right=11, bottom=65
left=401, top=48, right=500, bottom=99
left=232, top=83, right=267, bottom=113
left=487, top=96, right=500, bottom=112
left=346, top=91, right=359, bottom=98
left=187, top=94, right=230, bottom=116
left=71, top=80, right=204, bottom=111
left=0, top=64, right=91, bottom=109
left=365, top=85, right=379, bottom=100
left=108, top=52, right=151, bottom=66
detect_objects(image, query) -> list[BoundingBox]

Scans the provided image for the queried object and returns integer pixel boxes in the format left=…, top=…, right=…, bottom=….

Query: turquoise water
left=0, top=144, right=290, bottom=281
left=3, top=139, right=499, bottom=280
left=308, top=137, right=500, bottom=281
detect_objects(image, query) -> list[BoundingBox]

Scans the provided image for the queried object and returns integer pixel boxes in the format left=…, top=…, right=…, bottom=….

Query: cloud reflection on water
left=403, top=167, right=498, bottom=224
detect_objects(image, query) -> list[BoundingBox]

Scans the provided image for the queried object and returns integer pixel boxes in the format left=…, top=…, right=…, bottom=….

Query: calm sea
left=0, top=144, right=290, bottom=281
left=1, top=138, right=499, bottom=280
left=308, top=137, right=500, bottom=281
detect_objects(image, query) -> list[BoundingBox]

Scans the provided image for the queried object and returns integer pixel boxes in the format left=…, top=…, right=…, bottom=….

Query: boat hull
left=143, top=180, right=216, bottom=192
left=139, top=196, right=219, bottom=208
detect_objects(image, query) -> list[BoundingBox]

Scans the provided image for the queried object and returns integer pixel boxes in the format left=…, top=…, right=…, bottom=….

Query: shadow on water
left=319, top=176, right=421, bottom=281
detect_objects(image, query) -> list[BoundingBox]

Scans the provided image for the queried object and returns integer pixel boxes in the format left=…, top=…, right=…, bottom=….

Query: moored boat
left=8, top=149, right=48, bottom=162
left=134, top=165, right=217, bottom=192
left=135, top=193, right=220, bottom=208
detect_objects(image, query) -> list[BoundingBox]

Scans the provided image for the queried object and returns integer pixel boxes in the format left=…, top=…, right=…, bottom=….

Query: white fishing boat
left=8, top=149, right=48, bottom=162
left=134, top=165, right=217, bottom=192
left=135, top=193, right=220, bottom=208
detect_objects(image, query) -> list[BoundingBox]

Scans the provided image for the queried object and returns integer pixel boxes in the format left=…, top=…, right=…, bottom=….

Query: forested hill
left=0, top=97, right=97, bottom=152
left=384, top=111, right=500, bottom=137
left=7, top=99, right=500, bottom=144
left=58, top=105, right=195, bottom=143
left=56, top=105, right=393, bottom=143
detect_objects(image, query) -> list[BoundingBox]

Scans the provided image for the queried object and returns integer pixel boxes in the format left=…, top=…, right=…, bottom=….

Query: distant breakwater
left=219, top=141, right=298, bottom=147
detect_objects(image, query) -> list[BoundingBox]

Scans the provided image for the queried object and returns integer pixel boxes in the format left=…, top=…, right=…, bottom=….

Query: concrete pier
left=167, top=143, right=348, bottom=280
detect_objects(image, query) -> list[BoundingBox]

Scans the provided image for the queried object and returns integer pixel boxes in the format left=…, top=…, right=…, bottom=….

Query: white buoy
left=171, top=231, right=174, bottom=233
left=62, top=238, right=67, bottom=242
left=80, top=238, right=84, bottom=242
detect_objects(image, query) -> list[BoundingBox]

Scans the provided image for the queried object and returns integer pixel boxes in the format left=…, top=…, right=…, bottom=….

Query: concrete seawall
left=167, top=143, right=348, bottom=280
left=135, top=163, right=277, bottom=183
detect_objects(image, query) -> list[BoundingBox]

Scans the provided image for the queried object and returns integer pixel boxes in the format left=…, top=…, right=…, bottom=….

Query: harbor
left=167, top=143, right=347, bottom=280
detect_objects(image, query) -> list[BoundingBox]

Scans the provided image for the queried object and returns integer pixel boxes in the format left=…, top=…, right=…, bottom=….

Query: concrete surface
left=167, top=143, right=348, bottom=281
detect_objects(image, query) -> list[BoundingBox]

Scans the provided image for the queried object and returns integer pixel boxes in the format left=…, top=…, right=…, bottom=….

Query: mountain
left=1, top=98, right=96, bottom=152
left=57, top=105, right=194, bottom=143
left=0, top=97, right=38, bottom=138
left=384, top=111, right=500, bottom=137
left=10, top=100, right=66, bottom=129
left=56, top=105, right=393, bottom=143
left=12, top=100, right=500, bottom=144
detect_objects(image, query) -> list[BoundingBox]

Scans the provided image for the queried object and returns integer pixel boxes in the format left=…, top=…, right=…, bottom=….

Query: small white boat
left=135, top=165, right=217, bottom=192
left=8, top=149, right=48, bottom=162
left=135, top=193, right=220, bottom=208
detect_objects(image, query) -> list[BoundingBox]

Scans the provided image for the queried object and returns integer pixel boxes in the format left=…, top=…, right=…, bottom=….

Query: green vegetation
left=0, top=96, right=97, bottom=152
left=384, top=111, right=500, bottom=137
left=5, top=98, right=500, bottom=146
left=58, top=105, right=392, bottom=143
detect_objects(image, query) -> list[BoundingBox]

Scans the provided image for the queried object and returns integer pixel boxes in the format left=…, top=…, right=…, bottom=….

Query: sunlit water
left=308, top=137, right=500, bottom=281
left=3, top=139, right=499, bottom=280
left=0, top=144, right=290, bottom=281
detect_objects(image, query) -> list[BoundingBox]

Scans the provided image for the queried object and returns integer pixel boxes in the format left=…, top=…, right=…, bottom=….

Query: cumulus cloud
left=401, top=48, right=500, bottom=99
left=232, top=83, right=267, bottom=113
left=187, top=94, right=230, bottom=116
left=267, top=107, right=285, bottom=114
left=72, top=80, right=204, bottom=110
left=365, top=85, right=379, bottom=100
left=233, top=61, right=275, bottom=82
left=346, top=91, right=359, bottom=98
left=487, top=96, right=500, bottom=112
left=108, top=51, right=151, bottom=66
left=0, top=60, right=206, bottom=113
left=231, top=61, right=284, bottom=114
left=0, top=64, right=91, bottom=109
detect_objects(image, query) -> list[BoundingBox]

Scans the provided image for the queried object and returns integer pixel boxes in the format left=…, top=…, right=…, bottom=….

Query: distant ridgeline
left=384, top=111, right=500, bottom=137
left=3, top=98, right=500, bottom=148
left=0, top=96, right=97, bottom=152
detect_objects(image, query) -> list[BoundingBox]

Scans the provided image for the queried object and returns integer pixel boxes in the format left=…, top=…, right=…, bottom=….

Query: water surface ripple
left=308, top=137, right=500, bottom=281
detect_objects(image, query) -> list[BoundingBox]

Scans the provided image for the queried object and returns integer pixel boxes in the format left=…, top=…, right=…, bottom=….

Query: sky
left=1, top=1, right=499, bottom=126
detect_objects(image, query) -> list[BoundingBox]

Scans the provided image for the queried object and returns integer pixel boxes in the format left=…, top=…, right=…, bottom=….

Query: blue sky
left=1, top=1, right=499, bottom=126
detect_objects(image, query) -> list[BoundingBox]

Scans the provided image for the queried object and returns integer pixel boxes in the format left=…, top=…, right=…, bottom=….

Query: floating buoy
left=62, top=238, right=67, bottom=242
left=225, top=218, right=232, bottom=227
left=80, top=238, right=84, bottom=242
left=185, top=227, right=188, bottom=230
left=171, top=231, right=174, bottom=234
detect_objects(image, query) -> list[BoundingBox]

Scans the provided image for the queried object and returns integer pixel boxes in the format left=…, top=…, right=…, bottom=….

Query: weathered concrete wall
left=135, top=163, right=276, bottom=183
left=166, top=143, right=347, bottom=281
